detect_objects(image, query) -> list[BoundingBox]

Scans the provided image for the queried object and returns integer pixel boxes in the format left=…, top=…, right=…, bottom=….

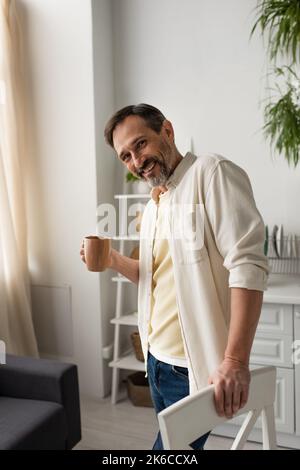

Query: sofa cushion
left=0, top=396, right=68, bottom=450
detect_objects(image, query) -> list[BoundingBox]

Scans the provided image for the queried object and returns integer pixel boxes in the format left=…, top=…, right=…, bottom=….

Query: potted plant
left=251, top=0, right=300, bottom=64
left=250, top=0, right=300, bottom=167
left=126, top=171, right=150, bottom=194
left=263, top=66, right=300, bottom=167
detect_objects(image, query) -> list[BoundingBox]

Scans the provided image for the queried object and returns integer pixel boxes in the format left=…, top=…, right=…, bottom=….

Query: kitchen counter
left=264, top=273, right=300, bottom=304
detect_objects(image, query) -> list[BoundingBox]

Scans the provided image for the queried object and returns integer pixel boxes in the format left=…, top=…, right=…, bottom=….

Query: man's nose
left=132, top=152, right=146, bottom=169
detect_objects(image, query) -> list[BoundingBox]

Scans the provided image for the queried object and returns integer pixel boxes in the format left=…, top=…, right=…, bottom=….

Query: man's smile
left=143, top=161, right=157, bottom=177
left=137, top=158, right=160, bottom=178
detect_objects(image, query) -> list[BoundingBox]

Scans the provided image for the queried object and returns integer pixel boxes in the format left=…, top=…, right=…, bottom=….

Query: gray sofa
left=0, top=354, right=81, bottom=450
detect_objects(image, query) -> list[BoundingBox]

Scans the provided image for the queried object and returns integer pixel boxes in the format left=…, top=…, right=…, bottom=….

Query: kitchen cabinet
left=213, top=274, right=300, bottom=449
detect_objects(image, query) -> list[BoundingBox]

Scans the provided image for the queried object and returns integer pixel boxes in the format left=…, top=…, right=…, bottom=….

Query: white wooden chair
left=158, top=366, right=277, bottom=450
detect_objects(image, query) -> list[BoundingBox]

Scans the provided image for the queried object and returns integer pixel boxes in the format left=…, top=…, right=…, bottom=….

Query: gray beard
left=146, top=162, right=170, bottom=188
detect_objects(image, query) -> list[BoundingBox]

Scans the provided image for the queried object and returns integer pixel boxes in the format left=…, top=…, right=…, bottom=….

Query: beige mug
left=84, top=236, right=111, bottom=272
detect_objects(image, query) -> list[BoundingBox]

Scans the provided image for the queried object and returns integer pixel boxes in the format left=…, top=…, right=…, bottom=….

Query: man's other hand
left=208, top=358, right=250, bottom=419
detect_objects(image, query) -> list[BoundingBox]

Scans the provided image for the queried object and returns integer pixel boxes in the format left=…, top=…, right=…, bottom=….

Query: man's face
left=113, top=115, right=176, bottom=187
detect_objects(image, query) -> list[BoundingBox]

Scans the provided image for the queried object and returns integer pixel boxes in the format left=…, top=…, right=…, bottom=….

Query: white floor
left=74, top=389, right=288, bottom=451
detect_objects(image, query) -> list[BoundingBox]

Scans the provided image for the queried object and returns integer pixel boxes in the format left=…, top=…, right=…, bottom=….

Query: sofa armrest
left=0, top=354, right=81, bottom=449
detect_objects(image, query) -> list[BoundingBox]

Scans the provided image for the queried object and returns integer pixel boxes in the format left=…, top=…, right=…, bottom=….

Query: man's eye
left=122, top=154, right=130, bottom=162
left=137, top=140, right=146, bottom=149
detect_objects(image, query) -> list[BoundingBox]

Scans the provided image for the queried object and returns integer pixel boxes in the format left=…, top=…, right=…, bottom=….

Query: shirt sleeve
left=205, top=159, right=270, bottom=291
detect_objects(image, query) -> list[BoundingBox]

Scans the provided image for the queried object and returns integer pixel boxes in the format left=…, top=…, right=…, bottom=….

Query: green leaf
left=251, top=0, right=300, bottom=65
left=126, top=172, right=140, bottom=183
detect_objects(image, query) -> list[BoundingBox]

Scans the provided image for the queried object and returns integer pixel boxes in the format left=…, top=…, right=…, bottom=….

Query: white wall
left=112, top=0, right=300, bottom=233
left=19, top=0, right=115, bottom=398
left=91, top=0, right=117, bottom=396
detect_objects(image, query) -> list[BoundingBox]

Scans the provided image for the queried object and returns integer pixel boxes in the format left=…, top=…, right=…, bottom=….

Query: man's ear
left=162, top=119, right=175, bottom=141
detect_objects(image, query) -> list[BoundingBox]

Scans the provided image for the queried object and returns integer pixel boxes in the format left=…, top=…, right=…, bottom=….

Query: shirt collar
left=166, top=151, right=197, bottom=189
left=150, top=152, right=197, bottom=202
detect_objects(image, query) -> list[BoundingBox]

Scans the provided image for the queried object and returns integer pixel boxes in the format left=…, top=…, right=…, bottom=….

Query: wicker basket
left=126, top=372, right=153, bottom=407
left=130, top=331, right=144, bottom=362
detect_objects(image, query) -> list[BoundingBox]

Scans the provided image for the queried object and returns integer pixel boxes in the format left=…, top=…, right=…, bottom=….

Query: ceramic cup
left=84, top=236, right=111, bottom=272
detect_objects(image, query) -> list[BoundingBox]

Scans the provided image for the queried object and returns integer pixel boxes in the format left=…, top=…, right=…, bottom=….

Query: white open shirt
left=138, top=152, right=270, bottom=394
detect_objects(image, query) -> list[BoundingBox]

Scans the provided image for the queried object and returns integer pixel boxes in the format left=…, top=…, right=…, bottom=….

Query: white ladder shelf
left=109, top=193, right=150, bottom=404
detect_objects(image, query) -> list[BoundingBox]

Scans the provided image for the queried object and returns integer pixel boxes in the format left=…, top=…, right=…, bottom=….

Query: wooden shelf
left=111, top=312, right=138, bottom=326
left=109, top=352, right=145, bottom=371
left=111, top=276, right=131, bottom=283
left=114, top=194, right=150, bottom=199
left=112, top=236, right=140, bottom=241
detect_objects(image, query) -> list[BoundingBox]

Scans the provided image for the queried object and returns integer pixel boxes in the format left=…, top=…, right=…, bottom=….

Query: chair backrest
left=158, top=366, right=277, bottom=450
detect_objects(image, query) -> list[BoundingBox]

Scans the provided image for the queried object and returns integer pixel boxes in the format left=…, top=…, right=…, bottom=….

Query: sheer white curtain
left=0, top=0, right=38, bottom=356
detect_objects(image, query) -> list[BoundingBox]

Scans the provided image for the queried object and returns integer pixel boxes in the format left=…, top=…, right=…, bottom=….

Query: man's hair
left=104, top=103, right=166, bottom=149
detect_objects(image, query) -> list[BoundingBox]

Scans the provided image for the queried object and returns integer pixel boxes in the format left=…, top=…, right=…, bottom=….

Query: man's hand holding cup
left=80, top=236, right=111, bottom=272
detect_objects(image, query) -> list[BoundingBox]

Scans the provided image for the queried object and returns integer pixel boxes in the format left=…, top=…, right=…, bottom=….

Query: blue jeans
left=147, top=351, right=211, bottom=450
